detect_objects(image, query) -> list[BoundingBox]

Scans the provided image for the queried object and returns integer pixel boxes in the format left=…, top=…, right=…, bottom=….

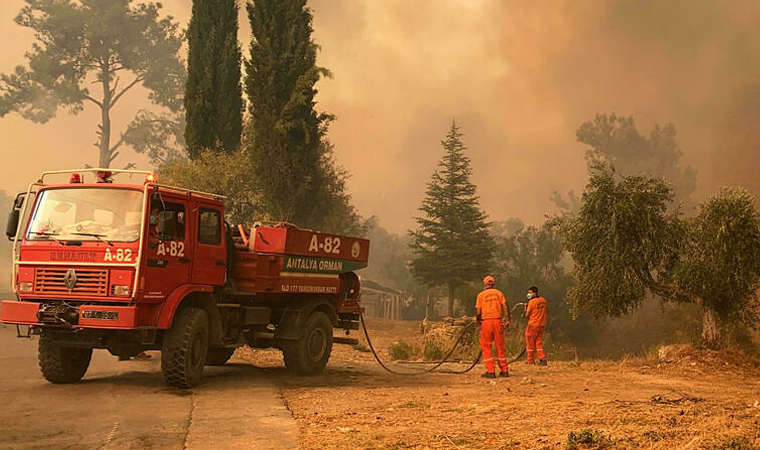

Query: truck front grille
left=35, top=268, right=109, bottom=296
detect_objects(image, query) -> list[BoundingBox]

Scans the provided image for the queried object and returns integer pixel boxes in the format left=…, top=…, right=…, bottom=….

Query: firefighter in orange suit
left=525, top=286, right=547, bottom=365
left=475, top=276, right=510, bottom=378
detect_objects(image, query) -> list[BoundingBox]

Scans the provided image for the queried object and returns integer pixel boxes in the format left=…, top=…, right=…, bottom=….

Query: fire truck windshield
left=26, top=188, right=143, bottom=243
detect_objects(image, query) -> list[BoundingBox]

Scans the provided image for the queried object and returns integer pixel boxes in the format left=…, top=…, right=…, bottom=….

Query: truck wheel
left=205, top=347, right=235, bottom=366
left=38, top=330, right=92, bottom=384
left=282, top=311, right=333, bottom=375
left=161, top=307, right=208, bottom=388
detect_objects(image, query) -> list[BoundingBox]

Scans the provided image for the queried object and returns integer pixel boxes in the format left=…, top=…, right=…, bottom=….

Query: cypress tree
left=409, top=120, right=494, bottom=316
left=185, top=0, right=243, bottom=157
left=244, top=0, right=333, bottom=226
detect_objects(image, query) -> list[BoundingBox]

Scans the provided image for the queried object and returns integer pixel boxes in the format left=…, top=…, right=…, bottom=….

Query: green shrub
left=566, top=429, right=614, bottom=449
left=388, top=341, right=413, bottom=360
left=423, top=341, right=445, bottom=361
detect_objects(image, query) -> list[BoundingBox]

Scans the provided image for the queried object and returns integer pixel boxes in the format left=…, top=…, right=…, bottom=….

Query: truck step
left=333, top=336, right=359, bottom=345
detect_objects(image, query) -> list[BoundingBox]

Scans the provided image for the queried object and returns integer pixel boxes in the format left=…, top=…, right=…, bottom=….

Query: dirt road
left=0, top=324, right=297, bottom=450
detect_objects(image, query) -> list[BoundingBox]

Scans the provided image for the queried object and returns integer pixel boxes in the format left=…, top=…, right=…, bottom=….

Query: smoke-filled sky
left=0, top=0, right=759, bottom=233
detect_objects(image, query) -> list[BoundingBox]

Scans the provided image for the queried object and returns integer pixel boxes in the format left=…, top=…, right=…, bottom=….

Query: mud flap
left=275, top=308, right=303, bottom=340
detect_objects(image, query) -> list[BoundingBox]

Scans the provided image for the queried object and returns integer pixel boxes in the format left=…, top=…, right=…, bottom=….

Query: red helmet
left=483, top=276, right=495, bottom=286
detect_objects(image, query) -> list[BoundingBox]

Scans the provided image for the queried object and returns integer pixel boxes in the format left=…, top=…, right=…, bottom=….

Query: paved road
left=0, top=325, right=298, bottom=450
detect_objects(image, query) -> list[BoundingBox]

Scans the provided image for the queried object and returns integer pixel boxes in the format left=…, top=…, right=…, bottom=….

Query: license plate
left=81, top=310, right=119, bottom=321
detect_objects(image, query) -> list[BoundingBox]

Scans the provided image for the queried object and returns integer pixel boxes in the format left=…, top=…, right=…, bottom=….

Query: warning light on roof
left=69, top=173, right=82, bottom=183
left=146, top=173, right=157, bottom=183
left=96, top=170, right=113, bottom=183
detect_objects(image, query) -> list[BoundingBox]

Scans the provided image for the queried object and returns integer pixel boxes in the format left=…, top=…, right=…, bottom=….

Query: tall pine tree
left=245, top=0, right=333, bottom=226
left=185, top=0, right=243, bottom=157
left=0, top=0, right=185, bottom=168
left=409, top=120, right=494, bottom=316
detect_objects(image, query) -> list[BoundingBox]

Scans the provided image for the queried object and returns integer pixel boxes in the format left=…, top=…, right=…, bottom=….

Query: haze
left=1, top=0, right=758, bottom=233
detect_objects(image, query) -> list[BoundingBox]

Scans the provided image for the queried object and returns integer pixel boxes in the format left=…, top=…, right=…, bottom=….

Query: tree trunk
left=424, top=288, right=431, bottom=321
left=447, top=285, right=454, bottom=317
left=99, top=105, right=111, bottom=168
left=99, top=63, right=112, bottom=168
left=701, top=306, right=721, bottom=344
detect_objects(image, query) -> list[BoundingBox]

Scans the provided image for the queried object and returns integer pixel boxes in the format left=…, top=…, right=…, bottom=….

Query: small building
left=360, top=279, right=404, bottom=320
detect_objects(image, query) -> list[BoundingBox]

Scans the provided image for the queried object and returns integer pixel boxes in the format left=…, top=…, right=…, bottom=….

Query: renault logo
left=63, top=269, right=77, bottom=290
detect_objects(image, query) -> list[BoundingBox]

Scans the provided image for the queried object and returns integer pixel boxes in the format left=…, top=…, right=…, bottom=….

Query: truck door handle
left=215, top=260, right=226, bottom=266
left=179, top=257, right=190, bottom=263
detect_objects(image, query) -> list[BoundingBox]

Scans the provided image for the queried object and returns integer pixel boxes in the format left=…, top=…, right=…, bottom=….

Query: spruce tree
left=185, top=0, right=243, bottom=157
left=409, top=120, right=494, bottom=316
left=245, top=0, right=333, bottom=226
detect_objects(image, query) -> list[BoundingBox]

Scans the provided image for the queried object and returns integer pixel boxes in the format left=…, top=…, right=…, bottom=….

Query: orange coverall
left=525, top=296, right=547, bottom=363
left=476, top=288, right=509, bottom=373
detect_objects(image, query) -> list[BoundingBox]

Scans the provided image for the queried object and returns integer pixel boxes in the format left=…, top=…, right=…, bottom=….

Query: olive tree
left=552, top=167, right=760, bottom=343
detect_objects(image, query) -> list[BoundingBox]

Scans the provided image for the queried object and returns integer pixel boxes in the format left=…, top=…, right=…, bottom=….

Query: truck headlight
left=112, top=285, right=131, bottom=296
left=17, top=282, right=33, bottom=293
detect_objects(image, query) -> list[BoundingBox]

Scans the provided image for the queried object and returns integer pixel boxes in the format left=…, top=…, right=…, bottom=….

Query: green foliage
left=552, top=167, right=680, bottom=318
left=388, top=341, right=416, bottom=360
left=185, top=0, right=243, bottom=156
left=423, top=341, right=444, bottom=361
left=498, top=225, right=565, bottom=295
left=245, top=0, right=357, bottom=233
left=124, top=110, right=186, bottom=165
left=553, top=167, right=760, bottom=341
left=408, top=120, right=494, bottom=315
left=0, top=0, right=186, bottom=167
left=494, top=224, right=593, bottom=344
left=158, top=149, right=265, bottom=226
left=566, top=429, right=614, bottom=449
left=668, top=188, right=760, bottom=324
left=305, top=143, right=370, bottom=236
left=577, top=114, right=696, bottom=205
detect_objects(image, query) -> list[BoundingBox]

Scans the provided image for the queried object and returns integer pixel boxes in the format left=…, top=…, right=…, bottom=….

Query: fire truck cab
left=1, top=169, right=367, bottom=388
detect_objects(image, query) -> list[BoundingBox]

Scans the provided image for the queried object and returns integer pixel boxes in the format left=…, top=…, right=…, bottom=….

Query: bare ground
left=239, top=318, right=760, bottom=450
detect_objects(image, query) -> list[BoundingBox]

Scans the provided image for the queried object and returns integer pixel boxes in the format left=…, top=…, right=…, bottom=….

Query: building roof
left=362, top=279, right=404, bottom=295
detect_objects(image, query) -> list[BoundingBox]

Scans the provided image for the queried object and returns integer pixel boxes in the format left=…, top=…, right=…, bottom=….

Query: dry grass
left=238, top=318, right=760, bottom=450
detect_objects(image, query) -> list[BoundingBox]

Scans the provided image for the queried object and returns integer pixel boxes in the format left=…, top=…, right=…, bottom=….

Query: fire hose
left=350, top=299, right=527, bottom=376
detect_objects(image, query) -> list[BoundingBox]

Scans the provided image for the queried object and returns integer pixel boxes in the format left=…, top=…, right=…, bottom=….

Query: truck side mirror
left=157, top=210, right=177, bottom=241
left=6, top=209, right=19, bottom=241
left=6, top=192, right=26, bottom=241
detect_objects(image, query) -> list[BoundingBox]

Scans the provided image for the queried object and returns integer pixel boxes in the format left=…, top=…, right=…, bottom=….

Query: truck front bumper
left=0, top=300, right=138, bottom=329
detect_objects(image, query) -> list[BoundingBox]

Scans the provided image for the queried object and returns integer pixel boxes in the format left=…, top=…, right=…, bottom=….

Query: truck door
left=191, top=203, right=226, bottom=286
left=140, top=196, right=193, bottom=303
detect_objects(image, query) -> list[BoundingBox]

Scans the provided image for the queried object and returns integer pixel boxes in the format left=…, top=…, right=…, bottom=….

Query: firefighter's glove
left=476, top=313, right=482, bottom=324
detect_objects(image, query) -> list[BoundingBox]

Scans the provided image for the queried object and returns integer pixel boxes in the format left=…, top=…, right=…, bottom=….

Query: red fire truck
left=1, top=169, right=368, bottom=388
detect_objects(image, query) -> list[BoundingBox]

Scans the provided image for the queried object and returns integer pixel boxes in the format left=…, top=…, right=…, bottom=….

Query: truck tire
left=205, top=347, right=235, bottom=366
left=38, top=330, right=92, bottom=384
left=161, top=307, right=209, bottom=388
left=282, top=311, right=333, bottom=375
